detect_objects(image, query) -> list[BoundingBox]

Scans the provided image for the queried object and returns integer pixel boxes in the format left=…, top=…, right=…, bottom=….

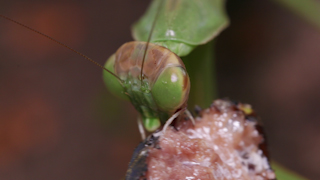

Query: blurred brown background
left=0, top=0, right=319, bottom=179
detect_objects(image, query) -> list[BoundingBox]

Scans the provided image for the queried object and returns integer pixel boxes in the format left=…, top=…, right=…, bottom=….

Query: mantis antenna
left=140, top=0, right=164, bottom=83
left=0, top=14, right=124, bottom=83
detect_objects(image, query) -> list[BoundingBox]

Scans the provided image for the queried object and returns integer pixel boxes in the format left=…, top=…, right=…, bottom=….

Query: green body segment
left=132, top=0, right=229, bottom=56
left=103, top=41, right=190, bottom=132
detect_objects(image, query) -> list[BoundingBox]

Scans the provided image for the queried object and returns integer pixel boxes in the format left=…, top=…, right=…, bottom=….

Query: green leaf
left=272, top=162, right=309, bottom=180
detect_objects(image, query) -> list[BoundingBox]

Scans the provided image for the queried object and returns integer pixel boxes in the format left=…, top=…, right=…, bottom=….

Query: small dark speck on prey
left=194, top=105, right=202, bottom=115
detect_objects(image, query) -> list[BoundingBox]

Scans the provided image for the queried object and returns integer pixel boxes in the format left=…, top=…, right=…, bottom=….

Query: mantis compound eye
left=151, top=66, right=190, bottom=112
left=103, top=54, right=129, bottom=101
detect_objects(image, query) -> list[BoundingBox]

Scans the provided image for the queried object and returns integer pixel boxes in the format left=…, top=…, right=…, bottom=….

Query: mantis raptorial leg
left=137, top=116, right=146, bottom=140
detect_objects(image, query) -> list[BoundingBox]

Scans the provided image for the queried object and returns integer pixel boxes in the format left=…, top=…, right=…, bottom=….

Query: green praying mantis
left=0, top=1, right=306, bottom=179
left=103, top=0, right=229, bottom=138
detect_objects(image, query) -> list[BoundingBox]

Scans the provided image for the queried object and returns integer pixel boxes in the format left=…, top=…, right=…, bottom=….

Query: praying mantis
left=103, top=0, right=229, bottom=138
left=0, top=0, right=304, bottom=179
